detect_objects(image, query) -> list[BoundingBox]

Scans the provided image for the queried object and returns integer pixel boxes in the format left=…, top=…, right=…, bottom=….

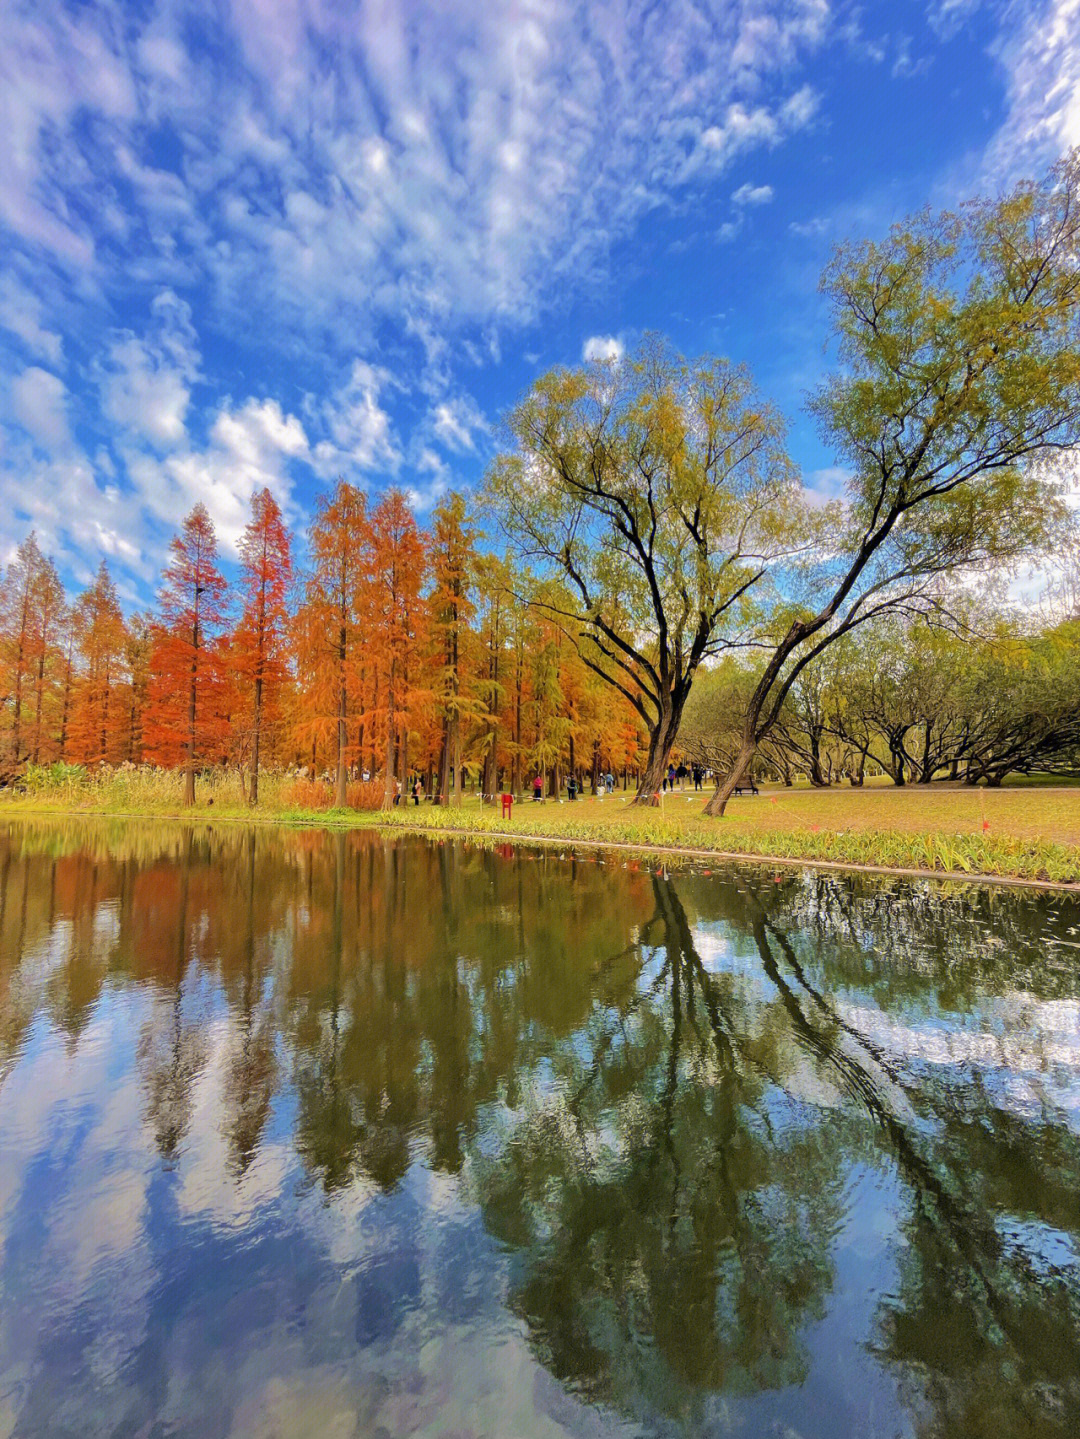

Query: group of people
left=392, top=779, right=425, bottom=806
left=531, top=771, right=618, bottom=801
left=660, top=763, right=705, bottom=791
left=389, top=765, right=707, bottom=805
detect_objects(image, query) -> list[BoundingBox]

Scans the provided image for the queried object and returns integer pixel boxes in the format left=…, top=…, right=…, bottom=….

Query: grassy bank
left=4, top=769, right=1080, bottom=884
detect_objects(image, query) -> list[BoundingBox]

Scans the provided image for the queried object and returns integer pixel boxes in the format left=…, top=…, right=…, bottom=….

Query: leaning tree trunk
left=703, top=739, right=756, bottom=816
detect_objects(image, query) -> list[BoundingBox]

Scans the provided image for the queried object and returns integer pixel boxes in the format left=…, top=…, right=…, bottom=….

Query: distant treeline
left=680, top=607, right=1080, bottom=788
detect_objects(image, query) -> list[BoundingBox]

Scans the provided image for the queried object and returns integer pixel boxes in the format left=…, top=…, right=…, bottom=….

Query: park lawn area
left=368, top=781, right=1080, bottom=884
left=5, top=777, right=1080, bottom=884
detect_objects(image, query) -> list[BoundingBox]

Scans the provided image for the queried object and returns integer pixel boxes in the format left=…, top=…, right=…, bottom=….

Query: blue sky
left=1, top=0, right=1078, bottom=605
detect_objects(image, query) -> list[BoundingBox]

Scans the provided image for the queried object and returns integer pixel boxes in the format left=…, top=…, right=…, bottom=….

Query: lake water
left=0, top=820, right=1078, bottom=1438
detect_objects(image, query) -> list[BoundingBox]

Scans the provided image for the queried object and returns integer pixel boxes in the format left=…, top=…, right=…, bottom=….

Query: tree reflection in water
left=0, top=818, right=1078, bottom=1437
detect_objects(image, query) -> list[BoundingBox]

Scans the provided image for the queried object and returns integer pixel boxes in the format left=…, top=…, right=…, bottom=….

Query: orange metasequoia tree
left=69, top=561, right=129, bottom=766
left=368, top=490, right=426, bottom=808
left=0, top=533, right=49, bottom=773
left=145, top=504, right=230, bottom=805
left=27, top=554, right=66, bottom=765
left=428, top=493, right=484, bottom=806
left=298, top=480, right=368, bottom=807
left=234, top=488, right=293, bottom=805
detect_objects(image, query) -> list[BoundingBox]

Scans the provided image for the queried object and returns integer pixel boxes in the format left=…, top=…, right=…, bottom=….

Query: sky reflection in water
left=0, top=819, right=1079, bottom=1438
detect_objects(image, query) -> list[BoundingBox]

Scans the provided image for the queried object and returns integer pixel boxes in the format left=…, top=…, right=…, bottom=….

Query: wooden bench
left=732, top=779, right=759, bottom=796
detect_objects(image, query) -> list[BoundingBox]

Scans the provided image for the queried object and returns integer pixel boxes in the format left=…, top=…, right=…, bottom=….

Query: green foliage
left=487, top=335, right=815, bottom=787
left=22, top=762, right=88, bottom=795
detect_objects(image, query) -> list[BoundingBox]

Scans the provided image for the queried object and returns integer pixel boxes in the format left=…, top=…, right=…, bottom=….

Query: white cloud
left=927, top=0, right=982, bottom=42
left=987, top=0, right=1080, bottom=171
left=789, top=215, right=830, bottom=238
left=0, top=0, right=832, bottom=340
left=732, top=182, right=774, bottom=206
left=582, top=334, right=625, bottom=363
left=0, top=427, right=147, bottom=578
left=802, top=465, right=850, bottom=507
left=0, top=277, right=64, bottom=365
left=11, top=367, right=72, bottom=450
left=99, top=292, right=200, bottom=450
left=311, top=361, right=401, bottom=477
left=430, top=396, right=486, bottom=453
left=0, top=0, right=840, bottom=590
left=125, top=398, right=310, bottom=552
left=780, top=83, right=821, bottom=128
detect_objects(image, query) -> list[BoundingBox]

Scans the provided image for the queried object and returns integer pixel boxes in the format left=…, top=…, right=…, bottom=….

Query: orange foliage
left=233, top=488, right=293, bottom=802
left=366, top=490, right=427, bottom=807
left=68, top=561, right=129, bottom=766
left=294, top=480, right=369, bottom=805
left=2, top=488, right=651, bottom=802
left=143, top=504, right=231, bottom=804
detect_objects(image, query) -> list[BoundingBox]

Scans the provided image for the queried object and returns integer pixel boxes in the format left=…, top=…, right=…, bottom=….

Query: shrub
left=282, top=778, right=334, bottom=810
left=23, top=762, right=89, bottom=794
left=346, top=779, right=384, bottom=811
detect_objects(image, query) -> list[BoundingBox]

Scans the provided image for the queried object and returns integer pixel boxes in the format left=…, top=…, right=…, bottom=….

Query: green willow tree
left=488, top=336, right=810, bottom=801
left=705, top=149, right=1080, bottom=814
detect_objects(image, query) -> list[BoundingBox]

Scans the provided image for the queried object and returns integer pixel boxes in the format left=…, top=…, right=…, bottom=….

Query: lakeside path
left=6, top=783, right=1080, bottom=889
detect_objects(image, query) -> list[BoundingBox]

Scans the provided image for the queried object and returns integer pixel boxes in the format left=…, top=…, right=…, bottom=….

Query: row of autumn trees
left=0, top=486, right=647, bottom=807
left=4, top=150, right=1080, bottom=811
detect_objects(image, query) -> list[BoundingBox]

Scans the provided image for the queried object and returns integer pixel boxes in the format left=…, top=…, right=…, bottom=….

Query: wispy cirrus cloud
left=986, top=0, right=1080, bottom=173
left=0, top=0, right=837, bottom=591
left=1, top=0, right=831, bottom=340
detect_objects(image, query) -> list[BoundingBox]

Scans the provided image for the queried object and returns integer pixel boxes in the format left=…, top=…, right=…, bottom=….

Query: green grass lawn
left=5, top=774, right=1080, bottom=884
left=367, top=782, right=1080, bottom=884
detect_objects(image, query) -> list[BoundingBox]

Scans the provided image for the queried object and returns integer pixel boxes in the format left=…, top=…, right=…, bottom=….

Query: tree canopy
left=702, top=148, right=1080, bottom=811
left=487, top=335, right=811, bottom=799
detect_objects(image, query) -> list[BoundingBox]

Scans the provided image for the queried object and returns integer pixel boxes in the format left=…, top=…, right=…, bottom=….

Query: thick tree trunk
left=11, top=588, right=30, bottom=769
left=703, top=740, right=756, bottom=816
left=808, top=732, right=828, bottom=787
left=483, top=732, right=497, bottom=798
left=632, top=700, right=684, bottom=804
left=918, top=724, right=933, bottom=784
left=58, top=646, right=73, bottom=761
left=436, top=732, right=449, bottom=805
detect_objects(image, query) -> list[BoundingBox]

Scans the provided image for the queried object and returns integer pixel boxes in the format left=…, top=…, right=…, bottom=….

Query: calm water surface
left=1, top=819, right=1079, bottom=1438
